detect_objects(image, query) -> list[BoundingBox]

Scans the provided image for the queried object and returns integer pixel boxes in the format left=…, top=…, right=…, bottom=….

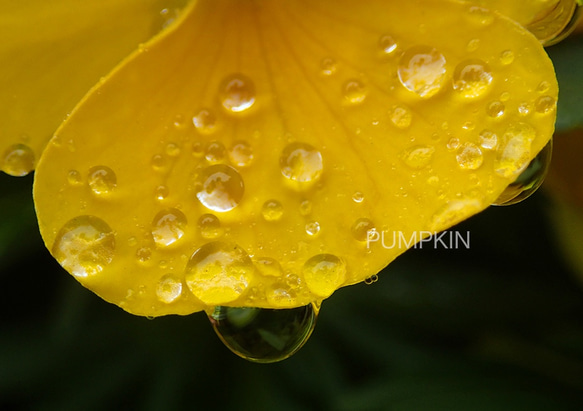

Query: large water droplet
left=88, top=165, right=117, bottom=195
left=456, top=143, right=483, bottom=170
left=493, top=140, right=552, bottom=206
left=219, top=73, right=256, bottom=113
left=52, top=216, right=115, bottom=278
left=494, top=123, right=536, bottom=178
left=151, top=208, right=187, bottom=247
left=2, top=144, right=35, bottom=176
left=302, top=254, right=346, bottom=298
left=208, top=303, right=317, bottom=363
left=398, top=46, right=447, bottom=98
left=198, top=213, right=224, bottom=239
left=452, top=59, right=492, bottom=98
left=195, top=164, right=244, bottom=212
left=185, top=241, right=253, bottom=305
left=280, top=143, right=323, bottom=183
left=156, top=274, right=183, bottom=304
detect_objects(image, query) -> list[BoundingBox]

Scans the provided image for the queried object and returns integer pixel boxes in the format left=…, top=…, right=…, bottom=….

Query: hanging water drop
left=208, top=303, right=318, bottom=363
left=2, top=143, right=35, bottom=176
left=492, top=140, right=552, bottom=206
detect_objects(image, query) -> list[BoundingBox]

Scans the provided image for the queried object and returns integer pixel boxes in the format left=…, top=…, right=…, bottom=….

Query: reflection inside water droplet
left=492, top=140, right=552, bottom=206
left=208, top=303, right=318, bottom=363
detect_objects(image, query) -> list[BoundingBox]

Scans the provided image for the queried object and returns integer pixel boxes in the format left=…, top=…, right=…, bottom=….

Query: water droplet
left=537, top=81, right=551, bottom=93
left=493, top=140, right=552, bottom=206
left=303, top=254, right=346, bottom=298
left=67, top=170, right=82, bottom=185
left=351, top=218, right=375, bottom=242
left=165, top=142, right=181, bottom=157
left=192, top=108, right=218, bottom=134
left=151, top=154, right=168, bottom=172
left=500, top=92, right=510, bottom=102
left=352, top=192, right=364, bottom=203
left=305, top=221, right=321, bottom=236
left=185, top=241, right=253, bottom=305
left=398, top=46, right=447, bottom=98
left=479, top=129, right=498, bottom=150
left=88, top=165, right=117, bottom=195
left=389, top=104, right=412, bottom=129
left=219, top=73, right=256, bottom=113
left=2, top=144, right=35, bottom=176
left=151, top=208, right=187, bottom=247
left=262, top=200, right=284, bottom=222
left=192, top=142, right=204, bottom=157
left=494, top=123, right=536, bottom=178
left=487, top=101, right=505, bottom=118
left=198, top=213, right=224, bottom=239
left=499, top=50, right=514, bottom=65
left=456, top=143, right=483, bottom=170
left=255, top=257, right=283, bottom=277
left=343, top=79, right=367, bottom=105
left=156, top=274, right=183, bottom=303
left=379, top=34, right=397, bottom=55
left=401, top=145, right=435, bottom=169
left=280, top=143, right=323, bottom=183
left=466, top=38, right=480, bottom=52
left=535, top=95, right=556, bottom=114
left=208, top=304, right=317, bottom=363
left=136, top=247, right=152, bottom=263
left=447, top=137, right=460, bottom=150
left=364, top=274, right=379, bottom=285
left=228, top=141, right=254, bottom=167
left=205, top=141, right=226, bottom=163
left=52, top=216, right=115, bottom=278
left=195, top=164, right=244, bottom=212
left=518, top=102, right=532, bottom=116
left=155, top=185, right=169, bottom=201
left=467, top=6, right=495, bottom=26
left=452, top=59, right=492, bottom=98
left=173, top=114, right=187, bottom=129
left=299, top=200, right=312, bottom=216
left=320, top=58, right=337, bottom=76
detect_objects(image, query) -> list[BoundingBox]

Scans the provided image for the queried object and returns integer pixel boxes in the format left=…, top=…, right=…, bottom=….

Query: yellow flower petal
left=0, top=0, right=188, bottom=176
left=34, top=0, right=557, bottom=316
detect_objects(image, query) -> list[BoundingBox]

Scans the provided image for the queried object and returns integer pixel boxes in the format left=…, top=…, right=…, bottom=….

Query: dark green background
left=1, top=33, right=582, bottom=411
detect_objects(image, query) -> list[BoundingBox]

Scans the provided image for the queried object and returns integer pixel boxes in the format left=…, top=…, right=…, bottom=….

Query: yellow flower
left=1, top=0, right=575, bottom=361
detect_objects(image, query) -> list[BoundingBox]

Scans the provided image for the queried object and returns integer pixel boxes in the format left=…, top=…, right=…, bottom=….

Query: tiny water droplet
left=466, top=38, right=480, bottom=52
left=262, top=200, right=284, bottom=221
left=155, top=185, right=169, bottom=201
left=299, top=200, right=312, bottom=216
left=537, top=81, right=551, bottom=93
left=2, top=144, right=35, bottom=176
left=192, top=108, right=218, bottom=134
left=493, top=140, right=551, bottom=206
left=195, top=164, right=244, bottom=212
left=343, top=79, right=367, bottom=105
left=518, top=102, right=532, bottom=116
left=499, top=50, right=515, bottom=65
left=364, top=274, right=379, bottom=285
left=228, top=141, right=254, bottom=167
left=219, top=73, right=256, bottom=113
left=198, top=213, right=223, bottom=239
left=156, top=274, right=183, bottom=303
left=208, top=304, right=317, bottom=363
left=487, top=101, right=505, bottom=118
left=165, top=142, right=181, bottom=157
left=52, top=216, right=115, bottom=278
left=303, top=254, right=346, bottom=298
left=379, top=34, right=397, bottom=55
left=466, top=6, right=495, bottom=26
left=398, top=46, right=447, bottom=98
left=351, top=218, right=375, bottom=242
left=320, top=57, right=337, bottom=76
left=151, top=154, right=169, bottom=172
left=389, top=104, right=412, bottom=129
left=136, top=247, right=152, bottom=263
left=305, top=221, right=320, bottom=236
left=447, top=137, right=460, bottom=150
left=352, top=192, right=364, bottom=203
left=452, top=59, right=492, bottom=98
left=535, top=96, right=556, bottom=114
left=280, top=143, right=323, bottom=183
left=401, top=145, right=435, bottom=169
left=456, top=143, right=483, bottom=170
left=151, top=208, right=187, bottom=247
left=67, top=170, right=82, bottom=185
left=185, top=241, right=253, bottom=305
left=88, top=166, right=117, bottom=195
